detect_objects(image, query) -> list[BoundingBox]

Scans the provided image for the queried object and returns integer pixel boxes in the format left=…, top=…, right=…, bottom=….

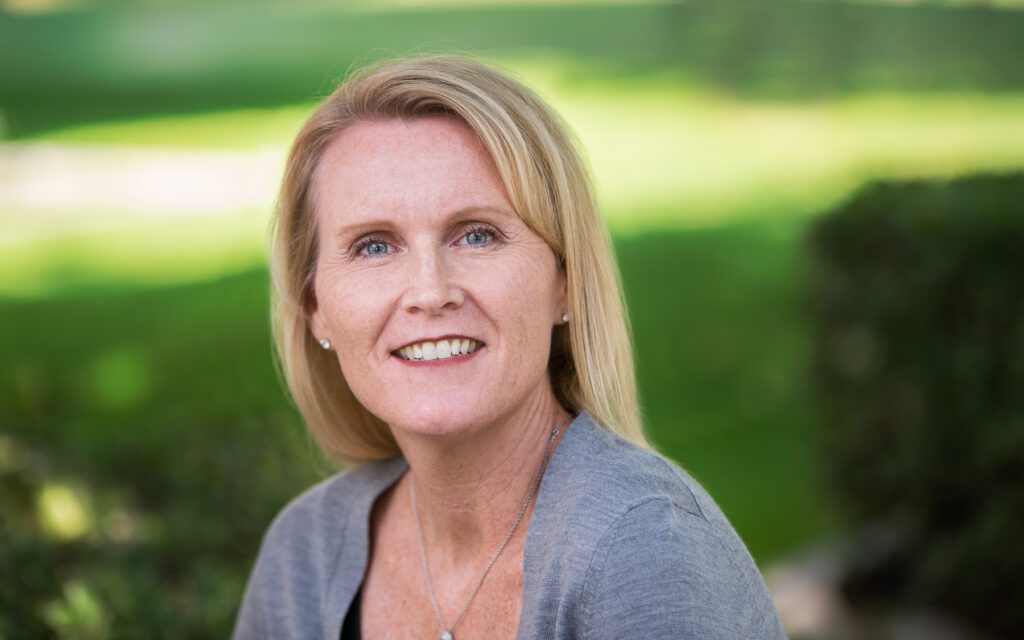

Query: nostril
left=403, top=262, right=464, bottom=314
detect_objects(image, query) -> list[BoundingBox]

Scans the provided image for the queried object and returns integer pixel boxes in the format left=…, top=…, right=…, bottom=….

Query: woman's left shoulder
left=553, top=413, right=732, bottom=532
left=536, top=414, right=787, bottom=638
left=576, top=492, right=787, bottom=639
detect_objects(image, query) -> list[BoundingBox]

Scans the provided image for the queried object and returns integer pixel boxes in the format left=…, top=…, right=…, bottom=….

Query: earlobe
left=555, top=263, right=569, bottom=324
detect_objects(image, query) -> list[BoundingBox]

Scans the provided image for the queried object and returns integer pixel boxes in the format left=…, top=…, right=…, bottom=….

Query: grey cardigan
left=232, top=413, right=787, bottom=639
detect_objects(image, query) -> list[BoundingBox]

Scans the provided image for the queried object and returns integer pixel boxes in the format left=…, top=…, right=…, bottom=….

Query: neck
left=393, top=393, right=570, bottom=562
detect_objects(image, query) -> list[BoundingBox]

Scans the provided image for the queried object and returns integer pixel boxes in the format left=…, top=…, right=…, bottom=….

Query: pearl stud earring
left=562, top=310, right=570, bottom=323
left=319, top=338, right=331, bottom=350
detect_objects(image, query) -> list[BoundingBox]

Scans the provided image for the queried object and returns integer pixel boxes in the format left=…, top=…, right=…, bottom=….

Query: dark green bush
left=808, top=173, right=1024, bottom=637
left=0, top=271, right=322, bottom=639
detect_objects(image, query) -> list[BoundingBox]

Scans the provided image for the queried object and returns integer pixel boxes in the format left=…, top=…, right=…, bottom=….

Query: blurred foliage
left=3, top=0, right=1024, bottom=137
left=0, top=272, right=322, bottom=638
left=807, top=173, right=1024, bottom=637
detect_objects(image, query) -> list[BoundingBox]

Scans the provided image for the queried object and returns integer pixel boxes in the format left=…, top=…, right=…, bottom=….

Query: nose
left=402, top=247, right=464, bottom=315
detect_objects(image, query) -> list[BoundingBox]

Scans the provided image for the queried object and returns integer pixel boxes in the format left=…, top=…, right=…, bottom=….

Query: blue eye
left=466, top=231, right=489, bottom=245
left=355, top=238, right=391, bottom=257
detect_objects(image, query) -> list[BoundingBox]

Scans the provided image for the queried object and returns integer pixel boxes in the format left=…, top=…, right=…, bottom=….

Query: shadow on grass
left=2, top=0, right=1024, bottom=137
left=617, top=220, right=837, bottom=560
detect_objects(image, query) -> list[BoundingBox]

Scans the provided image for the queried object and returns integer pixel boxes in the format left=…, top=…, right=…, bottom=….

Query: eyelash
left=351, top=235, right=392, bottom=258
left=460, top=223, right=500, bottom=247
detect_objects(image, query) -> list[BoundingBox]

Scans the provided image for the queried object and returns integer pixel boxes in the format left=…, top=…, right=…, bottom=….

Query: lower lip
left=393, top=346, right=484, bottom=367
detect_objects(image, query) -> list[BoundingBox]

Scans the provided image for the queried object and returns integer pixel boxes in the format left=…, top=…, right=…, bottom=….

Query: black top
left=339, top=587, right=361, bottom=640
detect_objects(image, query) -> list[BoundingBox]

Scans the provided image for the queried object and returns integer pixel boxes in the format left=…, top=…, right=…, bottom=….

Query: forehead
left=310, top=116, right=512, bottom=221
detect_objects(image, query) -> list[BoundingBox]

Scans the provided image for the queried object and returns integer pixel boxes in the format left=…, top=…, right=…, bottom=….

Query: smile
left=394, top=338, right=483, bottom=362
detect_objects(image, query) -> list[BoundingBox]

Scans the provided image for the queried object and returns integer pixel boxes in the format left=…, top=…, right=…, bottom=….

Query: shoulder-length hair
left=272, top=54, right=645, bottom=464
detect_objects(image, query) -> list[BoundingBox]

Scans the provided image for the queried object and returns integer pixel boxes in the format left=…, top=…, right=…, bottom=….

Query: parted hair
left=272, top=54, right=645, bottom=464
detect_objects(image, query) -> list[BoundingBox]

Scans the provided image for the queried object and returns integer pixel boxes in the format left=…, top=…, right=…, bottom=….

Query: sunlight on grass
left=4, top=56, right=1024, bottom=296
left=0, top=211, right=268, bottom=297
left=37, top=483, right=94, bottom=541
left=29, top=105, right=316, bottom=149
left=534, top=72, right=1024, bottom=231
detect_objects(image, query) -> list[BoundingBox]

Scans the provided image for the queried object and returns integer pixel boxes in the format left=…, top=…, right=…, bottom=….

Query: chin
left=382, top=403, right=495, bottom=441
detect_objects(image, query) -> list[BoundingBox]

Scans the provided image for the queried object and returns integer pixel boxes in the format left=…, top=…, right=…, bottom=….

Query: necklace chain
left=410, top=414, right=572, bottom=640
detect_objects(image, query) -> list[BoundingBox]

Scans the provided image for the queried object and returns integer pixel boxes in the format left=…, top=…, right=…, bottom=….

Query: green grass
left=4, top=0, right=1024, bottom=137
left=0, top=210, right=270, bottom=297
left=5, top=86, right=1023, bottom=298
left=5, top=0, right=1024, bottom=299
left=26, top=105, right=317, bottom=149
left=618, top=220, right=838, bottom=558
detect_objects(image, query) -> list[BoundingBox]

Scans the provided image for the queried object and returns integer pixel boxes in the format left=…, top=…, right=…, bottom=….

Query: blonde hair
left=272, top=54, right=645, bottom=464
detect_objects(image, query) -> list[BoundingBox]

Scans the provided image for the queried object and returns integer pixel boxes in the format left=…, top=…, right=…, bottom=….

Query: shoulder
left=543, top=413, right=726, bottom=534
left=232, top=457, right=405, bottom=639
left=260, top=458, right=403, bottom=553
left=577, top=496, right=784, bottom=638
left=527, top=414, right=786, bottom=639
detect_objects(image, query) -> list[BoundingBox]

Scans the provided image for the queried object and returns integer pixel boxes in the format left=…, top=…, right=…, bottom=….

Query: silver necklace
left=409, top=414, right=572, bottom=640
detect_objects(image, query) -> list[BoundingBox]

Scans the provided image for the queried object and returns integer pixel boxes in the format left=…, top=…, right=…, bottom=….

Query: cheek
left=487, top=261, right=559, bottom=347
left=316, top=270, right=391, bottom=347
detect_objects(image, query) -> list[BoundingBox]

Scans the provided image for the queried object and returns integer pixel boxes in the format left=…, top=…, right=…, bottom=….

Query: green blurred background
left=2, top=0, right=1023, bottom=637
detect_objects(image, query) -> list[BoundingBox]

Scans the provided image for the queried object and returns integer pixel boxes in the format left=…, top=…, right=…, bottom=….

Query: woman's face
left=308, top=116, right=566, bottom=438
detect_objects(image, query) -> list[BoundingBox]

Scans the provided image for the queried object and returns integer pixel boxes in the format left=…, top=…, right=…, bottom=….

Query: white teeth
left=397, top=338, right=480, bottom=361
left=421, top=342, right=437, bottom=360
left=436, top=340, right=451, bottom=358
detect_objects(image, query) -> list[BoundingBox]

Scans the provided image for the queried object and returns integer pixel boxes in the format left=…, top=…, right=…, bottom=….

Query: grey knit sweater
left=232, top=413, right=787, bottom=639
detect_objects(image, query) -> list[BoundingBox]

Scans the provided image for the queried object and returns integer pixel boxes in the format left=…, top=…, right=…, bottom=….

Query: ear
left=553, top=259, right=569, bottom=325
left=306, top=285, right=329, bottom=345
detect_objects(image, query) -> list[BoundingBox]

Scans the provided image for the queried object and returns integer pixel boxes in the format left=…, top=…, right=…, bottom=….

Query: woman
left=234, top=55, right=786, bottom=639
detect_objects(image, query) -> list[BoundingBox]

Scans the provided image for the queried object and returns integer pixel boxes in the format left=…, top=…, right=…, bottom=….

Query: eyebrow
left=331, top=205, right=519, bottom=239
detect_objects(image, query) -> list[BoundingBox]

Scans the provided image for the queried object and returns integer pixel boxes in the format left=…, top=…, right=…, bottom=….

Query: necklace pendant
left=440, top=632, right=453, bottom=640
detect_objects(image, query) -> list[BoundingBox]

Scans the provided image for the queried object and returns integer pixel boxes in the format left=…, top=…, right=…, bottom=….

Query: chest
left=358, top=526, right=526, bottom=640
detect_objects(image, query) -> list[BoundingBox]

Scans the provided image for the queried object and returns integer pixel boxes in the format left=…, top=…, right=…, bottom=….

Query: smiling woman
left=233, top=55, right=785, bottom=640
left=308, top=117, right=567, bottom=441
